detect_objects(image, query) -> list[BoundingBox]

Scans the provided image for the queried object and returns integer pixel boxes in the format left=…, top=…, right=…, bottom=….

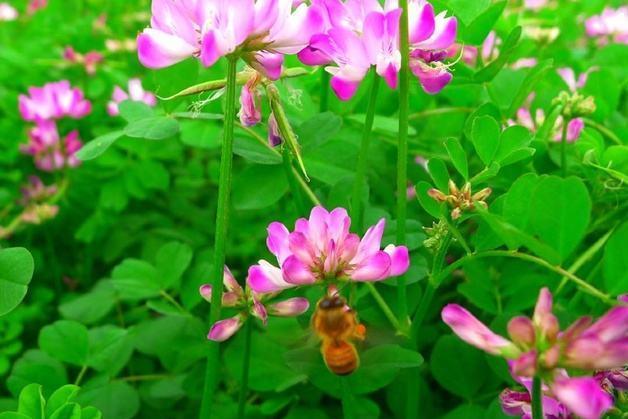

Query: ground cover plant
left=0, top=0, right=627, bottom=418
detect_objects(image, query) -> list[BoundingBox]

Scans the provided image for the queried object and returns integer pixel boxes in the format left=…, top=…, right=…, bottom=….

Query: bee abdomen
left=323, top=341, right=359, bottom=376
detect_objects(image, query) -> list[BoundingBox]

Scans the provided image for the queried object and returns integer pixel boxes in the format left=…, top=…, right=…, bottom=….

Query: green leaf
left=444, top=138, right=469, bottom=180
left=77, top=380, right=139, bottom=419
left=46, top=385, right=80, bottom=418
left=178, top=120, right=221, bottom=150
left=49, top=403, right=81, bottom=419
left=86, top=326, right=133, bottom=376
left=118, top=100, right=155, bottom=123
left=471, top=116, right=500, bottom=165
left=444, top=0, right=490, bottom=25
left=0, top=413, right=30, bottom=419
left=38, top=320, right=89, bottom=366
left=233, top=136, right=282, bottom=165
left=462, top=2, right=508, bottom=46
left=232, top=165, right=289, bottom=210
left=427, top=158, right=450, bottom=191
left=155, top=242, right=193, bottom=289
left=17, top=384, right=44, bottom=419
left=430, top=335, right=488, bottom=399
left=473, top=25, right=521, bottom=82
left=348, top=115, right=417, bottom=136
left=7, top=350, right=68, bottom=397
left=604, top=222, right=628, bottom=295
left=415, top=181, right=443, bottom=219
left=79, top=407, right=102, bottom=419
left=124, top=117, right=180, bottom=140
left=444, top=404, right=487, bottom=419
left=0, top=248, right=34, bottom=317
left=297, top=112, right=343, bottom=150
left=507, top=59, right=554, bottom=118
left=59, top=282, right=116, bottom=325
left=495, top=125, right=533, bottom=164
left=529, top=176, right=591, bottom=262
left=76, top=131, right=124, bottom=161
left=111, top=259, right=161, bottom=300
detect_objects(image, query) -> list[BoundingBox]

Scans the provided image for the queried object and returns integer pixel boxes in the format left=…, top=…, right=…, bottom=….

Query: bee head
left=318, top=295, right=346, bottom=310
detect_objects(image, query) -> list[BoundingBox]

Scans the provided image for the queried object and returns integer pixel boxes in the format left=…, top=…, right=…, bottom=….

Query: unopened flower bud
left=472, top=187, right=492, bottom=202
left=448, top=179, right=459, bottom=195
left=538, top=313, right=560, bottom=342
left=508, top=316, right=536, bottom=348
left=542, top=345, right=560, bottom=369
left=428, top=188, right=447, bottom=202
left=268, top=112, right=282, bottom=147
left=511, top=351, right=538, bottom=377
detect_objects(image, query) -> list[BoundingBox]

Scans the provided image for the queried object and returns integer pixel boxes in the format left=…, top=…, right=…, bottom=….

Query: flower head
left=137, top=0, right=325, bottom=79
left=20, top=121, right=82, bottom=171
left=585, top=7, right=628, bottom=46
left=19, top=176, right=57, bottom=206
left=200, top=266, right=309, bottom=341
left=63, top=47, right=104, bottom=75
left=0, top=3, right=18, bottom=21
left=239, top=72, right=263, bottom=127
left=248, top=206, right=409, bottom=293
left=19, top=81, right=91, bottom=122
left=428, top=180, right=491, bottom=220
left=107, top=78, right=157, bottom=116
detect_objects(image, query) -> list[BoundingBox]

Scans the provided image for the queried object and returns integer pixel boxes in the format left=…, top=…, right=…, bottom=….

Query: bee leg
left=353, top=323, right=366, bottom=340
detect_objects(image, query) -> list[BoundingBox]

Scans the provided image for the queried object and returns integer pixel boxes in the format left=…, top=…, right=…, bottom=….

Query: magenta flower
left=107, top=78, right=157, bottom=116
left=407, top=0, right=458, bottom=94
left=63, top=47, right=104, bottom=75
left=19, top=176, right=57, bottom=206
left=19, top=81, right=91, bottom=122
left=27, top=0, right=47, bottom=14
left=585, top=7, right=628, bottom=46
left=200, top=266, right=309, bottom=341
left=137, top=0, right=324, bottom=79
left=20, top=121, right=82, bottom=171
left=0, top=3, right=18, bottom=21
left=267, top=113, right=282, bottom=147
left=239, top=73, right=263, bottom=127
left=248, top=206, right=409, bottom=293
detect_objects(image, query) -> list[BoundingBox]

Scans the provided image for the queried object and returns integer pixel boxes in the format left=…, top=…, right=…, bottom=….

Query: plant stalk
left=282, top=146, right=309, bottom=215
left=199, top=55, right=239, bottom=419
left=397, top=0, right=411, bottom=325
left=350, top=69, right=380, bottom=233
left=560, top=119, right=568, bottom=177
left=237, top=320, right=253, bottom=419
left=531, top=376, right=544, bottom=419
left=320, top=69, right=330, bottom=112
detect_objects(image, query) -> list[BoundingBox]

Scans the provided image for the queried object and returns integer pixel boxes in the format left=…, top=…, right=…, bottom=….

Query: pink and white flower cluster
left=137, top=0, right=325, bottom=80
left=248, top=206, right=409, bottom=293
left=442, top=288, right=628, bottom=419
left=18, top=81, right=91, bottom=171
left=0, top=2, right=18, bottom=21
left=200, top=267, right=310, bottom=341
left=585, top=7, right=628, bottom=46
left=299, top=0, right=458, bottom=99
left=107, top=78, right=157, bottom=116
left=63, top=46, right=104, bottom=76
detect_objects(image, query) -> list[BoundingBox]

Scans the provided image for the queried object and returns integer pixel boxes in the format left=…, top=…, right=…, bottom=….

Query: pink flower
left=443, top=287, right=628, bottom=381
left=20, top=120, right=82, bottom=171
left=552, top=377, right=613, bottom=419
left=585, top=7, right=628, bottom=45
left=441, top=304, right=521, bottom=357
left=200, top=266, right=310, bottom=341
left=267, top=113, right=282, bottom=147
left=0, top=3, right=18, bottom=21
left=107, top=78, right=157, bottom=116
left=63, top=47, right=104, bottom=75
left=557, top=67, right=595, bottom=92
left=137, top=0, right=325, bottom=80
left=523, top=0, right=548, bottom=11
left=407, top=0, right=458, bottom=94
left=19, top=81, right=91, bottom=122
left=27, top=0, right=47, bottom=14
left=239, top=73, right=262, bottom=127
left=19, top=176, right=57, bottom=206
left=248, top=206, right=409, bottom=293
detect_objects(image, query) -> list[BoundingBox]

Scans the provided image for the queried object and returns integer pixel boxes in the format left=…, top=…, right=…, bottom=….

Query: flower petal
left=383, top=244, right=409, bottom=276
left=247, top=260, right=297, bottom=293
left=137, top=29, right=197, bottom=69
left=282, top=256, right=317, bottom=285
left=351, top=250, right=391, bottom=281
left=207, top=316, right=243, bottom=342
left=552, top=377, right=613, bottom=419
left=268, top=297, right=310, bottom=317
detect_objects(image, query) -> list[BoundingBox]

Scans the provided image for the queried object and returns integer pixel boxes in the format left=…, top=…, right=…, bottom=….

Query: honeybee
left=312, top=293, right=366, bottom=375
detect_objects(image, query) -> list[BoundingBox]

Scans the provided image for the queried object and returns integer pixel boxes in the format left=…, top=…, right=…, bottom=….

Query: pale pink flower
left=27, top=0, right=46, bottom=14
left=107, top=78, right=157, bottom=116
left=20, top=120, right=82, bottom=171
left=19, top=81, right=91, bottom=122
left=19, top=176, right=57, bottom=206
left=63, top=47, right=104, bottom=75
left=238, top=74, right=263, bottom=127
left=267, top=113, right=282, bottom=147
left=200, top=266, right=309, bottom=341
left=585, top=7, right=628, bottom=45
left=0, top=2, right=18, bottom=21
left=556, top=67, right=596, bottom=92
left=248, top=206, right=409, bottom=293
left=523, top=0, right=548, bottom=11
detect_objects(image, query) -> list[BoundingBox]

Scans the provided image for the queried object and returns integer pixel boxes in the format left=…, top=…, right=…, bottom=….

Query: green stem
left=365, top=283, right=403, bottom=335
left=74, top=365, right=88, bottom=386
left=350, top=69, right=380, bottom=233
left=556, top=228, right=614, bottom=295
left=582, top=117, right=622, bottom=145
left=410, top=232, right=453, bottom=341
left=397, top=0, right=411, bottom=325
left=408, top=107, right=473, bottom=120
left=199, top=55, right=239, bottom=419
left=560, top=119, right=568, bottom=177
left=531, top=376, right=543, bottom=419
left=237, top=320, right=253, bottom=419
left=320, top=69, right=330, bottom=112
left=282, top=146, right=309, bottom=215
left=432, top=250, right=614, bottom=305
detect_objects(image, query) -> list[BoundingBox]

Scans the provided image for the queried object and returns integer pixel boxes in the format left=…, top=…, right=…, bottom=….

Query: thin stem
left=531, top=376, right=543, bottom=419
left=432, top=250, right=614, bottom=305
left=282, top=146, right=309, bottom=215
left=397, top=0, right=411, bottom=325
left=365, top=283, right=403, bottom=335
left=118, top=374, right=172, bottom=382
left=408, top=107, right=473, bottom=120
left=560, top=120, right=568, bottom=177
left=237, top=320, right=253, bottom=419
left=350, top=69, right=380, bottom=233
left=582, top=117, right=622, bottom=145
left=74, top=365, right=88, bottom=386
left=410, top=232, right=453, bottom=341
left=320, top=69, right=330, bottom=112
left=199, top=55, right=239, bottom=419
left=556, top=229, right=614, bottom=295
